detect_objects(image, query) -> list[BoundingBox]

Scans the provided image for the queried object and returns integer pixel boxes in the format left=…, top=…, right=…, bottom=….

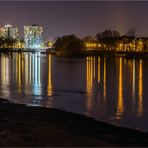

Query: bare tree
left=83, top=35, right=94, bottom=42
left=127, top=27, right=137, bottom=38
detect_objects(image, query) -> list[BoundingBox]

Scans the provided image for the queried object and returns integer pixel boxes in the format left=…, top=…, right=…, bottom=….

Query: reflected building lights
left=17, top=53, right=22, bottom=94
left=15, top=52, right=42, bottom=96
left=116, top=58, right=124, bottom=120
left=29, top=54, right=32, bottom=83
left=32, top=52, right=41, bottom=96
left=1, top=54, right=9, bottom=85
left=47, top=54, right=52, bottom=96
left=21, top=54, right=24, bottom=82
left=1, top=54, right=6, bottom=84
left=86, top=56, right=94, bottom=116
left=0, top=54, right=10, bottom=98
left=137, top=60, right=143, bottom=117
left=103, top=58, right=106, bottom=99
left=98, top=57, right=100, bottom=83
left=32, top=54, right=35, bottom=84
left=24, top=54, right=29, bottom=85
left=132, top=59, right=136, bottom=107
left=93, top=57, right=95, bottom=78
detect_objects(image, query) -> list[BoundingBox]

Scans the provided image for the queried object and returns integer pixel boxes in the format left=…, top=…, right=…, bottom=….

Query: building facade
left=24, top=25, right=43, bottom=49
left=0, top=24, right=19, bottom=40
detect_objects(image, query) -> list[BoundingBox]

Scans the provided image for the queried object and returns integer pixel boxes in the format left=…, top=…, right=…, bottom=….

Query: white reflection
left=32, top=52, right=41, bottom=95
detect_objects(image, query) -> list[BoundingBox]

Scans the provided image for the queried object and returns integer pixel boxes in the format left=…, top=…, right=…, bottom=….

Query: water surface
left=0, top=52, right=148, bottom=131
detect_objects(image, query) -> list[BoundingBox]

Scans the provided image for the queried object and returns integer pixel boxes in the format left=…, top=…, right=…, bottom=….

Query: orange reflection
left=1, top=54, right=5, bottom=84
left=47, top=54, right=52, bottom=96
left=103, top=58, right=106, bottom=99
left=21, top=54, right=24, bottom=83
left=24, top=54, right=29, bottom=85
left=1, top=54, right=10, bottom=98
left=17, top=53, right=22, bottom=94
left=86, top=57, right=93, bottom=93
left=98, top=57, right=100, bottom=83
left=132, top=59, right=136, bottom=107
left=86, top=56, right=94, bottom=116
left=137, top=60, right=143, bottom=117
left=116, top=58, right=124, bottom=119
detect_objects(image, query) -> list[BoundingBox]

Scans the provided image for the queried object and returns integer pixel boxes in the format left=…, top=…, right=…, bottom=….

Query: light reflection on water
left=116, top=58, right=124, bottom=120
left=0, top=52, right=148, bottom=131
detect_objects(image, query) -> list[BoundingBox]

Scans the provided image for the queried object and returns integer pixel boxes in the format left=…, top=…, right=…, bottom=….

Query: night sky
left=0, top=1, right=148, bottom=40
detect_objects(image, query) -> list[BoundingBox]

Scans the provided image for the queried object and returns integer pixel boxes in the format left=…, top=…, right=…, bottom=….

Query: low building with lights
left=24, top=25, right=43, bottom=49
left=85, top=42, right=101, bottom=50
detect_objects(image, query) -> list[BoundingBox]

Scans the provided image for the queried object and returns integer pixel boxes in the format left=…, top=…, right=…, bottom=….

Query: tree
left=83, top=35, right=95, bottom=42
left=127, top=27, right=137, bottom=38
left=5, top=38, right=17, bottom=48
left=96, top=30, right=120, bottom=50
left=54, top=34, right=84, bottom=56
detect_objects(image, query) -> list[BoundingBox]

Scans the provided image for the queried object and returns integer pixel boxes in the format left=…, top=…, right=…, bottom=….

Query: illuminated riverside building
left=84, top=38, right=147, bottom=52
left=24, top=25, right=43, bottom=49
left=85, top=42, right=101, bottom=50
left=0, top=24, right=19, bottom=39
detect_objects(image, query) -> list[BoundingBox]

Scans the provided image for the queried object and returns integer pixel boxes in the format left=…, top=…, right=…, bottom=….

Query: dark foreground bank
left=0, top=98, right=147, bottom=147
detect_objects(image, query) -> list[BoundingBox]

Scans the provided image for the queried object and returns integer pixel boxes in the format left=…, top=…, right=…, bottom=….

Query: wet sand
left=0, top=98, right=147, bottom=147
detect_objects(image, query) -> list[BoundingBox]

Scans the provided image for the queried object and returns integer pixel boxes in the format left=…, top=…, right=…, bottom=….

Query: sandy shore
left=0, top=98, right=147, bottom=147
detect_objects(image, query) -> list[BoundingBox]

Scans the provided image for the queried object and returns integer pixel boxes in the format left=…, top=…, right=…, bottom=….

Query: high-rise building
left=0, top=24, right=19, bottom=40
left=24, top=25, right=43, bottom=49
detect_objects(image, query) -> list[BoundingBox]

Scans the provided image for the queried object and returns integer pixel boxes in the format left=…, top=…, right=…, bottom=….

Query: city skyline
left=0, top=1, right=148, bottom=39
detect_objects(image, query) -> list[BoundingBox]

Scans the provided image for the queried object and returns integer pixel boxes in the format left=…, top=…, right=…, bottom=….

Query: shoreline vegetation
left=53, top=33, right=148, bottom=58
left=0, top=98, right=147, bottom=146
left=0, top=49, right=147, bottom=59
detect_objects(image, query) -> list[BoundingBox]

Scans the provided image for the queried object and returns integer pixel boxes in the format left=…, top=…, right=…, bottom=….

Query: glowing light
left=137, top=60, right=143, bottom=117
left=24, top=54, right=29, bottom=85
left=32, top=52, right=41, bottom=95
left=47, top=54, right=52, bottom=96
left=17, top=53, right=22, bottom=94
left=86, top=56, right=93, bottom=116
left=98, top=57, right=100, bottom=83
left=29, top=54, right=32, bottom=83
left=132, top=59, right=136, bottom=107
left=103, top=58, right=106, bottom=99
left=24, top=25, right=43, bottom=49
left=0, top=54, right=10, bottom=98
left=1, top=54, right=9, bottom=85
left=116, top=58, right=124, bottom=120
left=85, top=42, right=101, bottom=49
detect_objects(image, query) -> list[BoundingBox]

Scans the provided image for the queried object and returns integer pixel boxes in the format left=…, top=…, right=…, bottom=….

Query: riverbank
left=0, top=98, right=147, bottom=147
left=0, top=49, right=148, bottom=59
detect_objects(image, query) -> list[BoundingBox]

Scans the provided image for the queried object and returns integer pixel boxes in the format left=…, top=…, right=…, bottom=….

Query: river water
left=0, top=52, right=148, bottom=131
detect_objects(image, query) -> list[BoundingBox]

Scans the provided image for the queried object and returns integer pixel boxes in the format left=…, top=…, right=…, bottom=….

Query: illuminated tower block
left=0, top=24, right=19, bottom=40
left=24, top=24, right=43, bottom=49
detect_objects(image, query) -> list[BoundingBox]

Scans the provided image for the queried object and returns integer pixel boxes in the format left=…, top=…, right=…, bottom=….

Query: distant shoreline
left=0, top=49, right=148, bottom=59
left=0, top=98, right=147, bottom=146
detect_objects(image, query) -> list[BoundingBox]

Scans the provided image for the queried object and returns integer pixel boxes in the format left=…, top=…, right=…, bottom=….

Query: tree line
left=54, top=27, right=141, bottom=56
